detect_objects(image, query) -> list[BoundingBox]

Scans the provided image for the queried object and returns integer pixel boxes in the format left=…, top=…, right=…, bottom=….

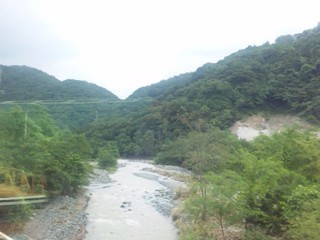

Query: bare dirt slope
left=230, top=114, right=311, bottom=140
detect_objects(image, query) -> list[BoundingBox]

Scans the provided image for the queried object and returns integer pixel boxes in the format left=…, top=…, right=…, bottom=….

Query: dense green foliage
left=0, top=106, right=93, bottom=196
left=177, top=127, right=320, bottom=239
left=97, top=142, right=119, bottom=168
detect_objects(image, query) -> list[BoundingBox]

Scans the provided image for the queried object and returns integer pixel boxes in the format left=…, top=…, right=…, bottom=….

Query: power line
left=0, top=98, right=153, bottom=105
left=0, top=104, right=151, bottom=114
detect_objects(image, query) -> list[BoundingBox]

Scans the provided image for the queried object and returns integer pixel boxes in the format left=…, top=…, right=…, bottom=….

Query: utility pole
left=0, top=68, right=2, bottom=89
left=95, top=110, right=99, bottom=121
left=0, top=68, right=4, bottom=94
left=24, top=112, right=28, bottom=139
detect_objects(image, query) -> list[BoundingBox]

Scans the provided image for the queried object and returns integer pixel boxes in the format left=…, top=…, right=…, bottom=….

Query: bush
left=244, top=227, right=273, bottom=240
left=97, top=143, right=119, bottom=169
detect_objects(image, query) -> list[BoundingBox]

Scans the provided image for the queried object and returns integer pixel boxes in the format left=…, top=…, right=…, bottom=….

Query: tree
left=97, top=142, right=119, bottom=168
left=285, top=198, right=320, bottom=240
left=0, top=107, right=93, bottom=196
left=250, top=128, right=320, bottom=183
left=283, top=185, right=320, bottom=239
left=183, top=171, right=246, bottom=240
left=181, top=127, right=240, bottom=173
left=236, top=150, right=306, bottom=234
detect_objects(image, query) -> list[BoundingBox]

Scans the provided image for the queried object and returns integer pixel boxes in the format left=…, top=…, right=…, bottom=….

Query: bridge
left=0, top=195, right=47, bottom=207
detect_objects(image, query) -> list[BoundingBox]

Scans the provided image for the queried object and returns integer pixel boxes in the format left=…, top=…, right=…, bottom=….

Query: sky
left=0, top=0, right=319, bottom=99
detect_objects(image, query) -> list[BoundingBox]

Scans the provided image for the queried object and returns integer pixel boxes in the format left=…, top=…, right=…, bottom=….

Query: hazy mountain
left=0, top=65, right=119, bottom=101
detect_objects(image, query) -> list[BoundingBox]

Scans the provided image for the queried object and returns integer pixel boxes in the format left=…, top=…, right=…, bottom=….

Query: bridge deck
left=0, top=195, right=47, bottom=206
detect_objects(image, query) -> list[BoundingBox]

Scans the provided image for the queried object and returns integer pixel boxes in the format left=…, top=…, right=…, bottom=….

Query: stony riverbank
left=11, top=168, right=110, bottom=240
left=13, top=194, right=89, bottom=240
left=137, top=164, right=190, bottom=217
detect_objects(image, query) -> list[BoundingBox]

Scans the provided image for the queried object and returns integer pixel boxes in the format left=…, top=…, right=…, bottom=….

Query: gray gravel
left=12, top=168, right=111, bottom=240
left=12, top=194, right=89, bottom=240
left=135, top=166, right=189, bottom=217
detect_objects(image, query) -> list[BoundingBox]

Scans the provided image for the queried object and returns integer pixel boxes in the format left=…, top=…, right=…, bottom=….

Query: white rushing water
left=85, top=159, right=178, bottom=240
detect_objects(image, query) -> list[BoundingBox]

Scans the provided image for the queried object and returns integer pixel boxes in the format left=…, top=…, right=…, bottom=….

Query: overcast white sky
left=0, top=0, right=319, bottom=99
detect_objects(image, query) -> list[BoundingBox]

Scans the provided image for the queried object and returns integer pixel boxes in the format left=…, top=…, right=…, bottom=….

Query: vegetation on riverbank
left=0, top=106, right=93, bottom=197
left=169, top=127, right=320, bottom=240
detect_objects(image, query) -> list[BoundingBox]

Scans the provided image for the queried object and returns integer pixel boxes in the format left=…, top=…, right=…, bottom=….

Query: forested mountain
left=0, top=65, right=123, bottom=130
left=130, top=25, right=320, bottom=125
left=85, top=24, right=320, bottom=158
left=1, top=25, right=320, bottom=157
left=0, top=65, right=119, bottom=101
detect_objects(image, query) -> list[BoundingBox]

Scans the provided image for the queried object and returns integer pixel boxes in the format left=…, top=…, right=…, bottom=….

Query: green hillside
left=0, top=65, right=118, bottom=101
left=85, top=25, right=320, bottom=158
left=130, top=25, right=320, bottom=125
left=0, top=65, right=122, bottom=130
left=1, top=25, right=320, bottom=157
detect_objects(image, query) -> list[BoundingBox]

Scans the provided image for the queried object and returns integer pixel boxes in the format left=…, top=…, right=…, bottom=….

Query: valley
left=1, top=24, right=320, bottom=239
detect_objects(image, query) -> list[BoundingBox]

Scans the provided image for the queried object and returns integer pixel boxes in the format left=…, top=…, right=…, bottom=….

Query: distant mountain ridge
left=129, top=24, right=320, bottom=126
left=0, top=65, right=119, bottom=101
left=82, top=24, right=320, bottom=158
left=2, top=24, right=320, bottom=141
left=127, top=72, right=193, bottom=100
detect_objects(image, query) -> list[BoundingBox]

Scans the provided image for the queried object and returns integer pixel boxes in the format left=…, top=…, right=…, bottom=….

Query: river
left=84, top=159, right=178, bottom=240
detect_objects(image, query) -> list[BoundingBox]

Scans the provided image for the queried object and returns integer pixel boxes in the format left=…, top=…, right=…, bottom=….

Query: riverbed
left=84, top=159, right=179, bottom=240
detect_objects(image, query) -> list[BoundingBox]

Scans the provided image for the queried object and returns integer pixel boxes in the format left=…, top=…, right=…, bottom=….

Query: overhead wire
left=0, top=98, right=153, bottom=114
left=0, top=98, right=152, bottom=105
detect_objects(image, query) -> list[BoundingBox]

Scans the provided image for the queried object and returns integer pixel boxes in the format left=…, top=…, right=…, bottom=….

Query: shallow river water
left=85, top=159, right=178, bottom=240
